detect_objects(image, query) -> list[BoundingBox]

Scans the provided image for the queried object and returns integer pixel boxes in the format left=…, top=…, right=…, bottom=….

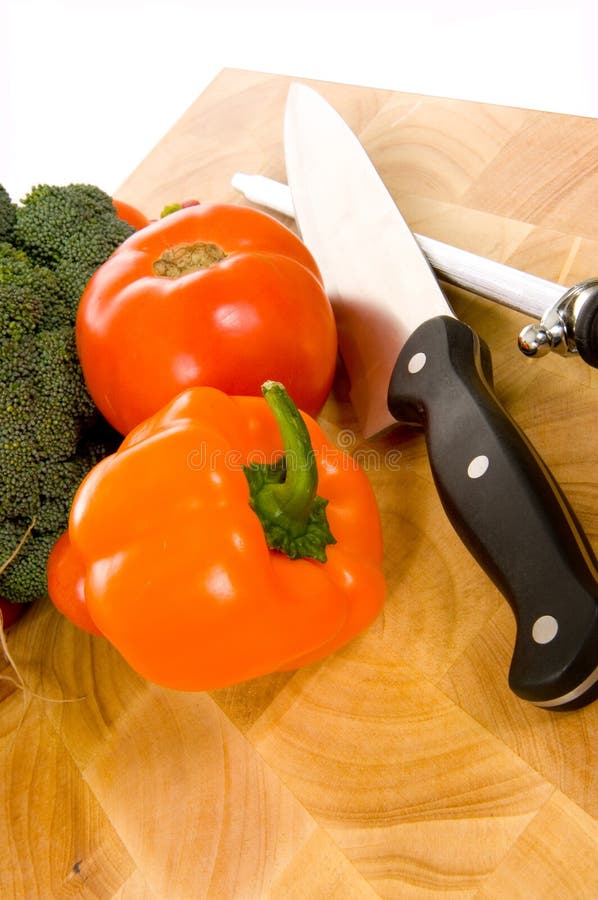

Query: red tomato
left=112, top=198, right=150, bottom=230
left=76, top=204, right=337, bottom=435
left=0, top=596, right=28, bottom=629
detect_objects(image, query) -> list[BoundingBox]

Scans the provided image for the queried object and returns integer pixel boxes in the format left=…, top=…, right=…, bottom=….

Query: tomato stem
left=244, top=381, right=336, bottom=562
left=152, top=241, right=226, bottom=277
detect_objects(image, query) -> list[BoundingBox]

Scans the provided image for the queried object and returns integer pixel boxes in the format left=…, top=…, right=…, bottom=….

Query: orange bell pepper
left=47, top=383, right=385, bottom=690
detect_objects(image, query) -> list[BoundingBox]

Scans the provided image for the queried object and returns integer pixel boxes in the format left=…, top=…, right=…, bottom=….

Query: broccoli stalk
left=0, top=182, right=137, bottom=605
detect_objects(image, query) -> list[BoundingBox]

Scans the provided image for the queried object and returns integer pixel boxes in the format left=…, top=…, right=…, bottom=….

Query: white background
left=1, top=0, right=597, bottom=204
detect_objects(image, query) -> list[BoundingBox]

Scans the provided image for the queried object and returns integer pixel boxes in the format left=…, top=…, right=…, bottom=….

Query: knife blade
left=284, top=83, right=598, bottom=710
left=232, top=173, right=598, bottom=368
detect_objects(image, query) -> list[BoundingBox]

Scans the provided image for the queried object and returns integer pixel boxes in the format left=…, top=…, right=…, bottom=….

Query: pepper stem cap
left=244, top=381, right=336, bottom=562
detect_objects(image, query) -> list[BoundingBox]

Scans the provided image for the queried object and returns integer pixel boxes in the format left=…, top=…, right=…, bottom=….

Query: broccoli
left=0, top=185, right=17, bottom=243
left=0, top=242, right=66, bottom=333
left=13, top=183, right=134, bottom=267
left=0, top=182, right=136, bottom=605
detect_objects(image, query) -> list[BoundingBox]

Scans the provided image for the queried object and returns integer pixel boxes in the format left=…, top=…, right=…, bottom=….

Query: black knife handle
left=388, top=315, right=598, bottom=709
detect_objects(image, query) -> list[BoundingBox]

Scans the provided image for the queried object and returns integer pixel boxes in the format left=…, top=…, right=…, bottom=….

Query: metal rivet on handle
left=467, top=455, right=489, bottom=479
left=407, top=352, right=427, bottom=374
left=532, top=615, right=559, bottom=644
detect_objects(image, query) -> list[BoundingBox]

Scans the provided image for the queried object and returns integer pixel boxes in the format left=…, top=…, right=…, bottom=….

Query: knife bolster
left=387, top=316, right=493, bottom=427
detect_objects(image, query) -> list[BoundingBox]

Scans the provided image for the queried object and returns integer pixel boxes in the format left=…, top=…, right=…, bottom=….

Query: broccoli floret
left=13, top=183, right=134, bottom=267
left=0, top=522, right=57, bottom=604
left=0, top=442, right=39, bottom=521
left=0, top=333, right=37, bottom=382
left=0, top=241, right=58, bottom=301
left=34, top=328, right=97, bottom=459
left=0, top=427, right=121, bottom=604
left=0, top=400, right=121, bottom=604
left=53, top=229, right=127, bottom=309
left=0, top=242, right=62, bottom=335
left=0, top=182, right=134, bottom=605
left=0, top=184, right=17, bottom=243
left=0, top=281, right=44, bottom=342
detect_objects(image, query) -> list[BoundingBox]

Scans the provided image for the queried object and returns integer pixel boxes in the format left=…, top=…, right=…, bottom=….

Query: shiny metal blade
left=284, top=83, right=454, bottom=437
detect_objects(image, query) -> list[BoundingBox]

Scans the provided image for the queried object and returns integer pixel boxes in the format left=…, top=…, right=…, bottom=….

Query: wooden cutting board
left=2, top=68, right=598, bottom=898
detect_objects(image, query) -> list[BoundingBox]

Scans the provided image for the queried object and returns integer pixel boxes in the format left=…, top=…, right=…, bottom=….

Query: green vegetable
left=0, top=184, right=17, bottom=243
left=13, top=183, right=135, bottom=303
left=0, top=182, right=134, bottom=605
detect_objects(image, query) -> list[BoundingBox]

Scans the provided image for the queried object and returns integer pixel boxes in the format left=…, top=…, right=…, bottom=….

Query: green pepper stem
left=244, top=382, right=336, bottom=562
left=261, top=380, right=317, bottom=528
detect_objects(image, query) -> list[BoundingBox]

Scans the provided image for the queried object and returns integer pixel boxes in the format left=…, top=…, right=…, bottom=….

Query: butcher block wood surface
left=2, top=68, right=598, bottom=898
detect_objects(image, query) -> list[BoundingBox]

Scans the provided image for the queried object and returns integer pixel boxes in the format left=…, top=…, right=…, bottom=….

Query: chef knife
left=232, top=173, right=598, bottom=367
left=284, top=83, right=598, bottom=710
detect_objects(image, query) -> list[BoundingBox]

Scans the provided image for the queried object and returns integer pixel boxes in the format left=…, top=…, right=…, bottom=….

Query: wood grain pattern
left=2, top=69, right=598, bottom=898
